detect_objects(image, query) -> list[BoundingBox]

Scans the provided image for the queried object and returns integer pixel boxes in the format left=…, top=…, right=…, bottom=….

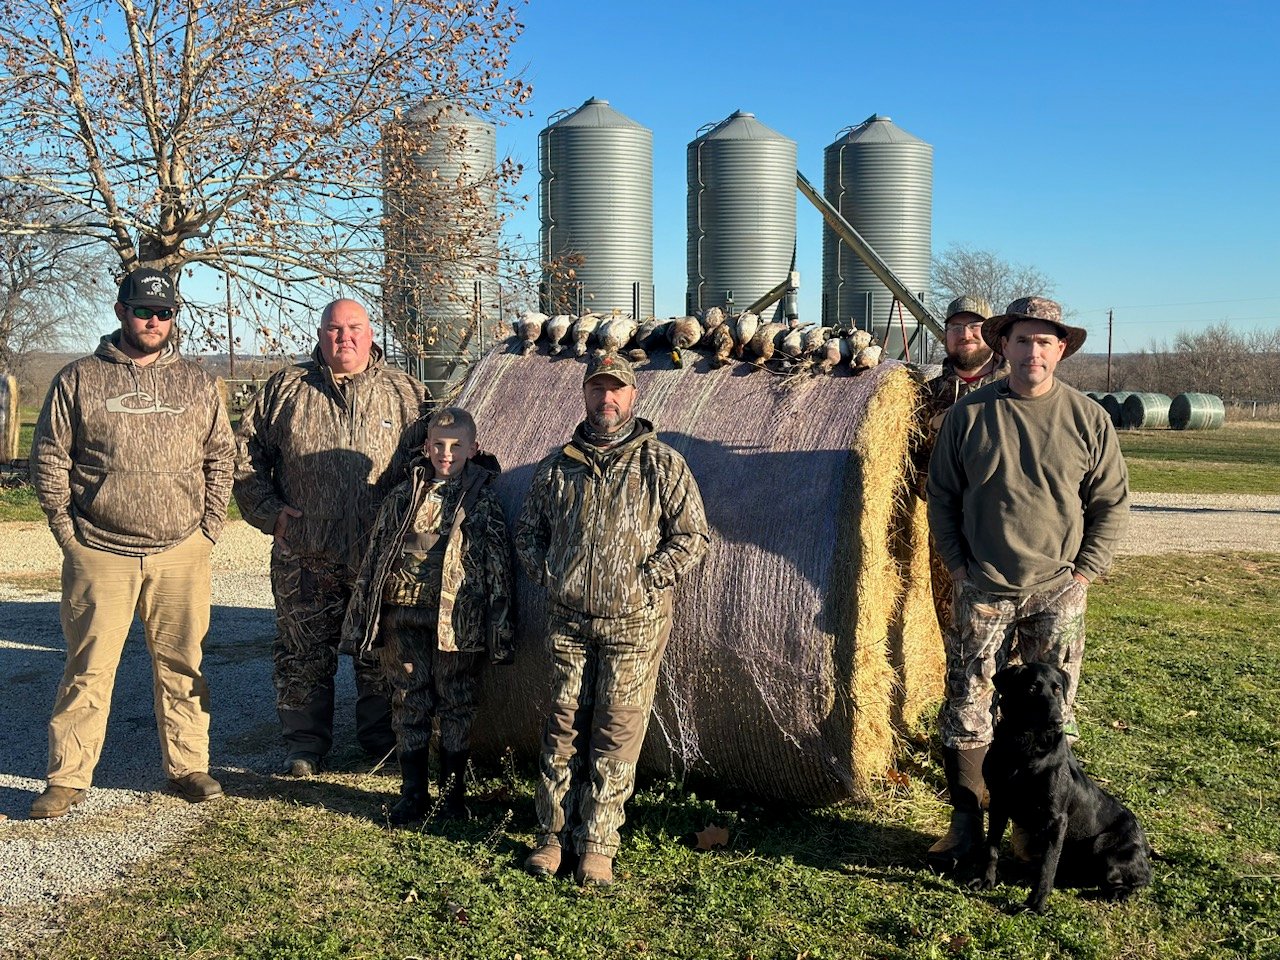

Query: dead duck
left=518, top=311, right=547, bottom=355
left=749, top=321, right=788, bottom=362
left=732, top=311, right=760, bottom=358
left=599, top=312, right=638, bottom=353
left=571, top=314, right=602, bottom=356
left=709, top=322, right=735, bottom=367
left=544, top=314, right=573, bottom=355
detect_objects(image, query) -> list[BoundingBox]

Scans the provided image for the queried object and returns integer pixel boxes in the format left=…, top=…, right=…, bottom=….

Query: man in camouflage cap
left=234, top=298, right=428, bottom=776
left=925, top=296, right=1127, bottom=873
left=28, top=268, right=234, bottom=817
left=516, top=351, right=710, bottom=886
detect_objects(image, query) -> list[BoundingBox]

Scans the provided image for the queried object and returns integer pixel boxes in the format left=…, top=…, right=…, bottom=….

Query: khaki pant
left=48, top=531, right=214, bottom=788
left=535, top=599, right=672, bottom=858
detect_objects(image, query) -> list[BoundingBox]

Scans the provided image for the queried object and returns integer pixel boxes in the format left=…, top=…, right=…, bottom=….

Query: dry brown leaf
left=886, top=768, right=911, bottom=787
left=946, top=934, right=971, bottom=953
left=695, top=823, right=730, bottom=851
left=1112, top=719, right=1130, bottom=730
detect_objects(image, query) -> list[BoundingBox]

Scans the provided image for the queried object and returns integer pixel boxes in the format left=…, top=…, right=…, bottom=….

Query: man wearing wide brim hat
left=982, top=295, right=1087, bottom=360
left=923, top=295, right=1128, bottom=874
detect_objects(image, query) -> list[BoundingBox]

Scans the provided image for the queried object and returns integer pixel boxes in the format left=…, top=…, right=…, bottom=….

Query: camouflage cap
left=583, top=351, right=637, bottom=388
left=118, top=268, right=177, bottom=309
left=944, top=295, right=992, bottom=324
left=982, top=296, right=1087, bottom=358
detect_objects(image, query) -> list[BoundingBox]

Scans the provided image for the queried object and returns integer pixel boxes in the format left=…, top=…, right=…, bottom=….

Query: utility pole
left=226, top=273, right=235, bottom=378
left=1106, top=309, right=1113, bottom=392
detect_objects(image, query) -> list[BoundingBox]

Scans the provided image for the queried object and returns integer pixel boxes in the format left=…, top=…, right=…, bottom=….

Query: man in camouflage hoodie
left=516, top=352, right=710, bottom=886
left=342, top=407, right=514, bottom=825
left=234, top=298, right=428, bottom=775
left=28, top=268, right=235, bottom=818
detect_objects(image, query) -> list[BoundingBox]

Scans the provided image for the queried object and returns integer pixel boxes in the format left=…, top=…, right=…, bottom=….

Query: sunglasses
left=131, top=306, right=175, bottom=321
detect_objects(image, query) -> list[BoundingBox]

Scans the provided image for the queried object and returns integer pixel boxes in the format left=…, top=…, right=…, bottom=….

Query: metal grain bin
left=1100, top=392, right=1132, bottom=428
left=540, top=98, right=653, bottom=318
left=687, top=111, right=797, bottom=321
left=1121, top=392, right=1172, bottom=430
left=822, top=115, right=932, bottom=361
left=1170, top=392, right=1226, bottom=430
left=383, top=100, right=498, bottom=396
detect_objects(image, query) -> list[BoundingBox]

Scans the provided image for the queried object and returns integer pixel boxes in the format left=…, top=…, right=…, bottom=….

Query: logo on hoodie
left=105, top=390, right=186, bottom=415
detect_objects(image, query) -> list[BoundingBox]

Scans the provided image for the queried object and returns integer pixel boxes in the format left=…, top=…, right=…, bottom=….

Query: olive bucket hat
left=982, top=296, right=1086, bottom=358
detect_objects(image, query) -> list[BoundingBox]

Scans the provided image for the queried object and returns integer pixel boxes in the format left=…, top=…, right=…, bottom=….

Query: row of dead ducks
left=512, top=307, right=884, bottom=373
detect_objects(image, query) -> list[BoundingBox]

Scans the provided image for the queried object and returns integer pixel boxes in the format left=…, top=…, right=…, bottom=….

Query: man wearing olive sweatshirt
left=924, top=296, right=1129, bottom=873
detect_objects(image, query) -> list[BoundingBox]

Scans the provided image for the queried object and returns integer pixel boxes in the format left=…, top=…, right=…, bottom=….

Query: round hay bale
left=1121, top=392, right=1171, bottom=430
left=0, top=373, right=18, bottom=464
left=459, top=347, right=942, bottom=805
left=1100, top=392, right=1132, bottom=428
left=1169, top=392, right=1225, bottom=431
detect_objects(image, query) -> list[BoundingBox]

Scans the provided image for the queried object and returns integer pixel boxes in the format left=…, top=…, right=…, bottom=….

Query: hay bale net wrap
left=1121, top=392, right=1172, bottom=430
left=1169, top=392, right=1226, bottom=430
left=457, top=347, right=942, bottom=805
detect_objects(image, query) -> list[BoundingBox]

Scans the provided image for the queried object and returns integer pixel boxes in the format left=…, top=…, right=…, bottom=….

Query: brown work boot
left=169, top=772, right=224, bottom=803
left=574, top=852, right=614, bottom=887
left=29, top=785, right=87, bottom=820
left=525, top=843, right=563, bottom=877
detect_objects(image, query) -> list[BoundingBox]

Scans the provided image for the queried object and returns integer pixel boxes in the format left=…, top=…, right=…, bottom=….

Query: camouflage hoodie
left=233, top=344, right=428, bottom=571
left=341, top=453, right=514, bottom=663
left=30, top=332, right=234, bottom=555
left=516, top=419, right=710, bottom=618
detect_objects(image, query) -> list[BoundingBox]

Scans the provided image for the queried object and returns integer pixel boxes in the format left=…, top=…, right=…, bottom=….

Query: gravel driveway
left=1, top=493, right=1278, bottom=945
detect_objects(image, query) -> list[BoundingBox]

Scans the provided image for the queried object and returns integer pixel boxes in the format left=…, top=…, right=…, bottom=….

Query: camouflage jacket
left=341, top=454, right=515, bottom=664
left=919, top=356, right=1011, bottom=425
left=233, top=344, right=428, bottom=571
left=515, top=419, right=710, bottom=618
left=30, top=333, right=235, bottom=555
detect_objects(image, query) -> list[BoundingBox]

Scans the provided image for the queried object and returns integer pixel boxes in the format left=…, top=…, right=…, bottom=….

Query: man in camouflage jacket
left=341, top=410, right=514, bottom=823
left=234, top=298, right=428, bottom=775
left=28, top=268, right=234, bottom=818
left=516, top=352, right=710, bottom=886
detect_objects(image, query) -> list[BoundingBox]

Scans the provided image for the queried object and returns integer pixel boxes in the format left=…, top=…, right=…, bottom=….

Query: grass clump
left=6, top=552, right=1278, bottom=959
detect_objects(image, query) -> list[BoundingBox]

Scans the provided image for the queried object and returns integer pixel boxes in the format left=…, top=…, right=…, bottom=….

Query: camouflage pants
left=378, top=603, right=484, bottom=755
left=535, top=600, right=672, bottom=858
left=270, top=550, right=394, bottom=758
left=940, top=578, right=1088, bottom=749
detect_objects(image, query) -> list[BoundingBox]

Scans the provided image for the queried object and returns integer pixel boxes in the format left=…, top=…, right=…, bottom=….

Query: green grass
left=9, top=552, right=1279, bottom=959
left=1119, top=423, right=1280, bottom=494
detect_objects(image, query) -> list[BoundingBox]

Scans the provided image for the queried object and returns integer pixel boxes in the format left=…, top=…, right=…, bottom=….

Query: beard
left=588, top=404, right=624, bottom=431
left=121, top=322, right=173, bottom=356
left=948, top=341, right=993, bottom=372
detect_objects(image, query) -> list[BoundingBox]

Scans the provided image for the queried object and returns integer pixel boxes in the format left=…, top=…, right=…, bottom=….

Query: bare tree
left=0, top=185, right=104, bottom=381
left=0, top=0, right=530, bottom=354
left=931, top=243, right=1059, bottom=316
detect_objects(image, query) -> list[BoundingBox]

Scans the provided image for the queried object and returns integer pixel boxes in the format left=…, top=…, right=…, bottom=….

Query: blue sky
left=494, top=0, right=1279, bottom=353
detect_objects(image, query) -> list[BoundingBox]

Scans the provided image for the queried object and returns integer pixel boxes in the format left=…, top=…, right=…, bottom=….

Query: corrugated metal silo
left=539, top=98, right=653, bottom=318
left=383, top=100, right=498, bottom=396
left=687, top=111, right=797, bottom=321
left=822, top=115, right=932, bottom=360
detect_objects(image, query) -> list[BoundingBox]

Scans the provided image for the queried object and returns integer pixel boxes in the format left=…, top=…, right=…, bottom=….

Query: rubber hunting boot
left=575, top=852, right=614, bottom=887
left=389, top=748, right=432, bottom=826
left=927, top=745, right=987, bottom=875
left=525, top=843, right=563, bottom=877
left=438, top=749, right=469, bottom=820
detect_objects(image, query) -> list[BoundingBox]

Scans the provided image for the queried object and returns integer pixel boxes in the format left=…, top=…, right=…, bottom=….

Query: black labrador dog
left=973, top=662, right=1152, bottom=913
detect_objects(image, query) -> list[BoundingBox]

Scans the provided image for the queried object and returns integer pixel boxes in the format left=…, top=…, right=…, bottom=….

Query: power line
left=1075, top=295, right=1280, bottom=315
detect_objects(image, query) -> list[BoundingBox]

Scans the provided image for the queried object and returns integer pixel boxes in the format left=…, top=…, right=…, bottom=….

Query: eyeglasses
left=130, top=306, right=175, bottom=321
left=945, top=320, right=984, bottom=333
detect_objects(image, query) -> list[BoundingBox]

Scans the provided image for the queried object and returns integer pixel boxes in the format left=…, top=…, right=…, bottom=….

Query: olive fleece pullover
left=926, top=378, right=1129, bottom=597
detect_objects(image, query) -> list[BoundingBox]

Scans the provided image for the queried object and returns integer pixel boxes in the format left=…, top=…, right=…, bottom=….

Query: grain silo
left=382, top=100, right=498, bottom=396
left=539, top=98, right=654, bottom=318
left=822, top=115, right=933, bottom=360
left=687, top=111, right=797, bottom=321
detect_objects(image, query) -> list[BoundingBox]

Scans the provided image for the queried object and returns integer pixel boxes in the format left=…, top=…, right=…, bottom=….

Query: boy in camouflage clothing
left=342, top=408, right=514, bottom=824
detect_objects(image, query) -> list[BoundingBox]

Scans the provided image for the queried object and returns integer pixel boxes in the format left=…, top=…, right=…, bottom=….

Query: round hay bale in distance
left=1121, top=392, right=1172, bottom=430
left=458, top=348, right=942, bottom=805
left=1169, top=392, right=1225, bottom=430
left=1099, top=392, right=1131, bottom=429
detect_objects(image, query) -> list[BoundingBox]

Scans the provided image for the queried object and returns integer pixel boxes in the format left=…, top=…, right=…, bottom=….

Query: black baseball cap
left=118, top=268, right=177, bottom=309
